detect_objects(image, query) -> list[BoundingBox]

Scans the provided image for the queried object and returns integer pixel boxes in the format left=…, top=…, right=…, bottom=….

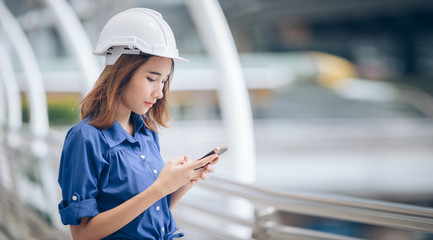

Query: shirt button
left=156, top=206, right=160, bottom=211
left=72, top=195, right=77, bottom=201
left=153, top=169, right=158, bottom=174
left=140, top=155, right=145, bottom=159
left=162, top=227, right=165, bottom=232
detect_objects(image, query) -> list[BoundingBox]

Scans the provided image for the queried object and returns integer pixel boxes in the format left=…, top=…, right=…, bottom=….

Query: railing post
left=0, top=38, right=22, bottom=136
left=252, top=206, right=280, bottom=240
left=0, top=74, right=6, bottom=190
left=185, top=0, right=256, bottom=184
left=252, top=208, right=267, bottom=240
left=42, top=0, right=100, bottom=95
left=0, top=2, right=59, bottom=227
left=185, top=1, right=256, bottom=236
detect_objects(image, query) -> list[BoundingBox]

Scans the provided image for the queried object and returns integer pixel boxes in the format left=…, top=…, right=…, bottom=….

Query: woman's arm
left=70, top=154, right=217, bottom=240
left=169, top=182, right=193, bottom=210
left=71, top=181, right=164, bottom=240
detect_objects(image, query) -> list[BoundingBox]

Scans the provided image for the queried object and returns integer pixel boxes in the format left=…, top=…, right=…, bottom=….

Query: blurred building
left=5, top=0, right=433, bottom=80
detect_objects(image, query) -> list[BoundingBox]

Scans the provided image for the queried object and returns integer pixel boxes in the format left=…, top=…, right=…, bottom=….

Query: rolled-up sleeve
left=57, top=127, right=104, bottom=225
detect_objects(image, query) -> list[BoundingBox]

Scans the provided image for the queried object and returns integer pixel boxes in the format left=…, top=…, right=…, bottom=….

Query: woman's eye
left=147, top=77, right=155, bottom=82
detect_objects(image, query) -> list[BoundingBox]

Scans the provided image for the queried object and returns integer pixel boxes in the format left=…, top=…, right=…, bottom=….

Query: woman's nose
left=152, top=85, right=164, bottom=99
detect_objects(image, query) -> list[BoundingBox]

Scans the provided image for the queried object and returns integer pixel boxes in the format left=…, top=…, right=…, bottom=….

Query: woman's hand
left=189, top=156, right=218, bottom=184
left=155, top=154, right=218, bottom=195
left=168, top=154, right=219, bottom=209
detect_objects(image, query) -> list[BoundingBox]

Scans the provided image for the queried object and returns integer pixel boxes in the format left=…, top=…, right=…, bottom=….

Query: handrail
left=174, top=203, right=251, bottom=240
left=207, top=176, right=433, bottom=219
left=4, top=128, right=433, bottom=238
left=178, top=200, right=254, bottom=227
left=262, top=222, right=364, bottom=240
left=192, top=176, right=433, bottom=235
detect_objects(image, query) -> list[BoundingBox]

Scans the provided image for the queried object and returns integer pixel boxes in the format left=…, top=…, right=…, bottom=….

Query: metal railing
left=2, top=129, right=433, bottom=239
left=174, top=176, right=433, bottom=239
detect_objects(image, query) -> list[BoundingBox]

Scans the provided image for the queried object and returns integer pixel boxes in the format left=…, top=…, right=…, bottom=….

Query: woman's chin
left=134, top=108, right=149, bottom=115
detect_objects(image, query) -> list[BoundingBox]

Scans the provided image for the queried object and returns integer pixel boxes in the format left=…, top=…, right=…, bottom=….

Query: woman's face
left=120, top=56, right=172, bottom=115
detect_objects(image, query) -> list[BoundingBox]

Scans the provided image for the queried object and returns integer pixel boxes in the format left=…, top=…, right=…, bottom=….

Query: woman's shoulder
left=65, top=120, right=104, bottom=143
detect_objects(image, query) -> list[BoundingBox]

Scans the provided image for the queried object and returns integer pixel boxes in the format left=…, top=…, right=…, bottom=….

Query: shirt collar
left=131, top=112, right=146, bottom=134
left=102, top=112, right=146, bottom=148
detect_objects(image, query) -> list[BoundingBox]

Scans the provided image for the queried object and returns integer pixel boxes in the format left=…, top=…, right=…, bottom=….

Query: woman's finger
left=170, top=155, right=187, bottom=166
left=211, top=157, right=220, bottom=165
left=190, top=179, right=197, bottom=185
left=184, top=155, right=192, bottom=163
left=191, top=154, right=218, bottom=170
left=205, top=164, right=215, bottom=173
left=201, top=172, right=209, bottom=180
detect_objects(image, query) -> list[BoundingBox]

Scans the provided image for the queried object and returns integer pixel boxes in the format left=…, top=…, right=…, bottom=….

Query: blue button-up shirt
left=58, top=113, right=182, bottom=239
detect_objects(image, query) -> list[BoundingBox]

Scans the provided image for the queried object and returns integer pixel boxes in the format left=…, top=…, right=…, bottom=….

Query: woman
left=57, top=8, right=218, bottom=239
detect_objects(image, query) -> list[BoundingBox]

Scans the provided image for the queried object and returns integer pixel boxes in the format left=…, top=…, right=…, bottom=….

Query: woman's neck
left=116, top=107, right=134, bottom=136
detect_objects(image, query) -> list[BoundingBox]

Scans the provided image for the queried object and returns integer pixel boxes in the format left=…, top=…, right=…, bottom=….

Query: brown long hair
left=80, top=53, right=172, bottom=132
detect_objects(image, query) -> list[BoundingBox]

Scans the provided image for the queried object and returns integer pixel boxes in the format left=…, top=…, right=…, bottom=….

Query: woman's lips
left=145, top=102, right=154, bottom=107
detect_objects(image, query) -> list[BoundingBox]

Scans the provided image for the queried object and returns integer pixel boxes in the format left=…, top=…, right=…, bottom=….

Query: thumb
left=169, top=156, right=187, bottom=166
left=191, top=154, right=218, bottom=170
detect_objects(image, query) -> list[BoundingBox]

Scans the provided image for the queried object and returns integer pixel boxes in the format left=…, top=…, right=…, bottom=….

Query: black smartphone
left=195, top=147, right=228, bottom=169
left=200, top=147, right=228, bottom=159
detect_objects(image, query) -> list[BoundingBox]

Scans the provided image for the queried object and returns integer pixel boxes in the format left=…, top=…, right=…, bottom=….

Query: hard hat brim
left=172, top=56, right=189, bottom=62
left=93, top=48, right=189, bottom=64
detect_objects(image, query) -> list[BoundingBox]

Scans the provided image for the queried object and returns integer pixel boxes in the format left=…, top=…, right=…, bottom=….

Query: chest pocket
left=102, top=147, right=159, bottom=200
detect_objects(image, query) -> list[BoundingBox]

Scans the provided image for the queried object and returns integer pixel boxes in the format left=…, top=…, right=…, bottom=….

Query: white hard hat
left=93, top=8, right=189, bottom=65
